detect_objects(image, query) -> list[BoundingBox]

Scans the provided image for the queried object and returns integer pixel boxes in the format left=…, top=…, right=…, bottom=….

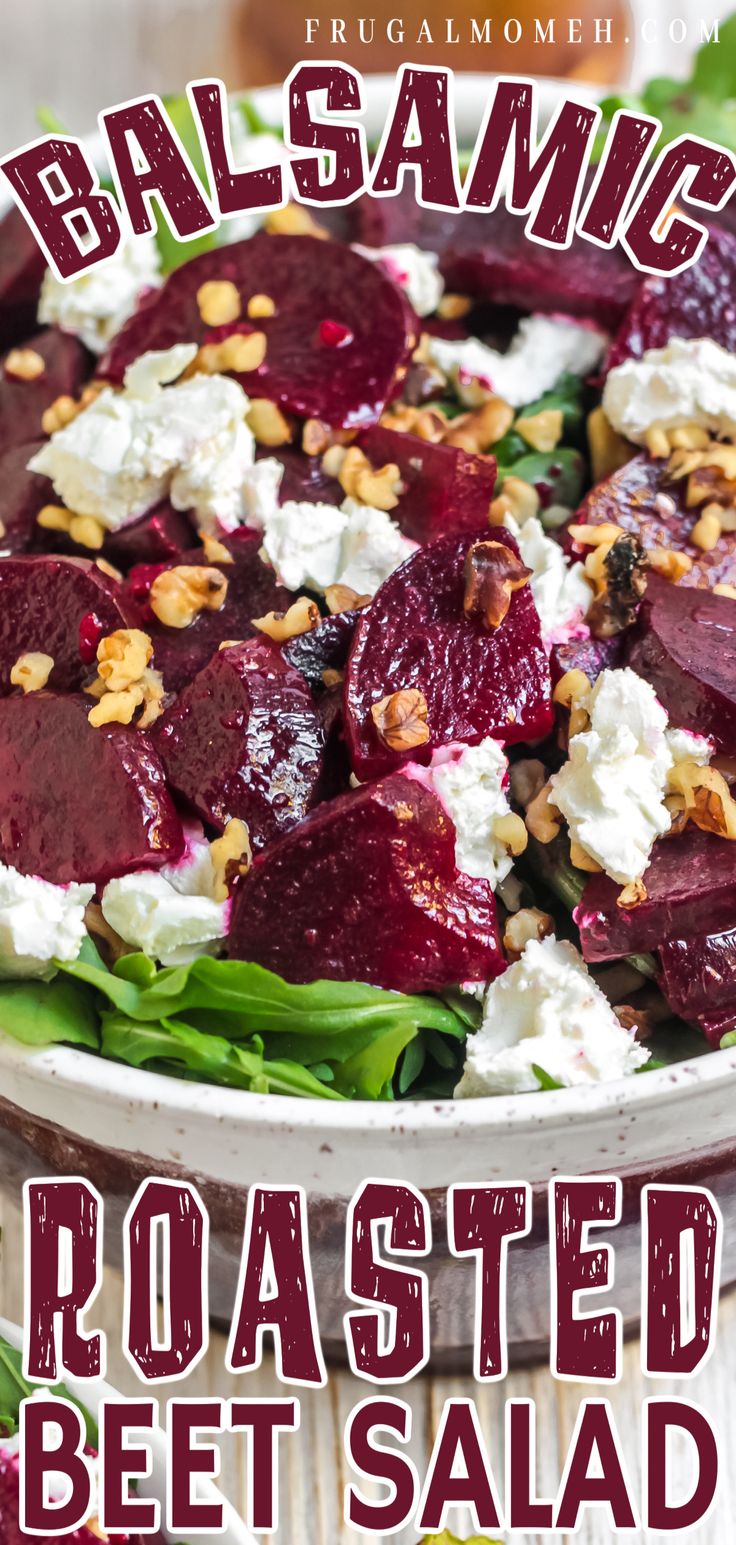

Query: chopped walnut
left=10, top=652, right=54, bottom=693
left=301, top=419, right=355, bottom=457
left=194, top=331, right=267, bottom=376
left=95, top=557, right=123, bottom=583
left=436, top=293, right=472, bottom=320
left=68, top=515, right=106, bottom=551
left=88, top=686, right=144, bottom=727
left=668, top=762, right=736, bottom=841
left=569, top=839, right=602, bottom=873
left=525, top=781, right=562, bottom=844
left=463, top=539, right=532, bottom=630
left=41, top=394, right=79, bottom=436
left=645, top=426, right=670, bottom=459
left=252, top=596, right=320, bottom=641
left=338, top=445, right=402, bottom=510
left=149, top=566, right=229, bottom=629
left=321, top=667, right=344, bottom=688
left=515, top=407, right=563, bottom=453
left=201, top=533, right=233, bottom=564
left=587, top=407, right=633, bottom=483
left=490, top=475, right=541, bottom=528
left=246, top=397, right=292, bottom=447
left=714, top=582, right=736, bottom=599
left=492, top=811, right=528, bottom=857
left=247, top=293, right=277, bottom=319
left=97, top=628, right=153, bottom=692
left=617, top=878, right=648, bottom=909
left=587, top=532, right=649, bottom=639
left=690, top=506, right=722, bottom=552
left=37, top=503, right=72, bottom=533
left=196, top=279, right=241, bottom=327
left=568, top=521, right=624, bottom=549
left=647, top=548, right=693, bottom=582
left=265, top=204, right=329, bottom=238
left=5, top=347, right=45, bottom=381
left=444, top=396, right=514, bottom=453
left=210, top=818, right=252, bottom=902
left=503, top=907, right=554, bottom=962
left=324, top=583, right=371, bottom=614
left=371, top=688, right=430, bottom=752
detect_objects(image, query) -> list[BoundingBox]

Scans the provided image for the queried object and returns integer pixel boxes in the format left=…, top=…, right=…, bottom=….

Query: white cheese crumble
left=427, top=314, right=607, bottom=409
left=405, top=739, right=515, bottom=889
left=28, top=344, right=283, bottom=536
left=37, top=237, right=162, bottom=354
left=455, top=935, right=650, bottom=1096
left=352, top=243, right=444, bottom=316
left=260, top=496, right=417, bottom=596
left=0, top=865, right=93, bottom=979
left=603, top=336, right=736, bottom=444
left=101, top=825, right=227, bottom=967
left=505, top=513, right=592, bottom=647
left=549, top=668, right=712, bottom=885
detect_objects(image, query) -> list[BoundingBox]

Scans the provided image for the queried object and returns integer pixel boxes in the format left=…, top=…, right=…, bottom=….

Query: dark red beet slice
left=0, top=440, right=52, bottom=554
left=659, top=929, right=736, bottom=1042
left=228, top=771, right=504, bottom=992
left=100, top=235, right=417, bottom=429
left=102, top=502, right=196, bottom=571
left=567, top=452, right=736, bottom=590
left=625, top=575, right=736, bottom=755
left=155, top=638, right=325, bottom=845
left=344, top=526, right=553, bottom=781
left=0, top=328, right=90, bottom=459
left=358, top=425, right=497, bottom=542
left=550, top=633, right=624, bottom=688
left=263, top=444, right=342, bottom=507
left=0, top=206, right=47, bottom=349
left=0, top=692, right=183, bottom=884
left=575, top=827, right=736, bottom=963
left=282, top=609, right=359, bottom=689
left=606, top=225, right=736, bottom=371
left=122, top=529, right=290, bottom=693
left=0, top=555, right=128, bottom=693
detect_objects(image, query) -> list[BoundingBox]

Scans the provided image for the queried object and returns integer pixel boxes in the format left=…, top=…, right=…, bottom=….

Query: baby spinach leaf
left=0, top=976, right=98, bottom=1051
left=0, top=1335, right=97, bottom=1445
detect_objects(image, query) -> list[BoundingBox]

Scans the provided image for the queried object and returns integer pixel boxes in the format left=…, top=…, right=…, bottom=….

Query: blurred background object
left=0, top=0, right=731, bottom=151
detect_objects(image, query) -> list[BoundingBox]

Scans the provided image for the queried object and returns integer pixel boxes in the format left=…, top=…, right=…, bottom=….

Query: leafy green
left=0, top=1335, right=97, bottom=1445
left=0, top=976, right=99, bottom=1050
left=594, top=17, right=736, bottom=162
left=52, top=951, right=468, bottom=1101
left=531, top=1063, right=564, bottom=1091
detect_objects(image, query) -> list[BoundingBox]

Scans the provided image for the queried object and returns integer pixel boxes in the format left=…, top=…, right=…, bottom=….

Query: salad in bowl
left=2, top=40, right=736, bottom=1116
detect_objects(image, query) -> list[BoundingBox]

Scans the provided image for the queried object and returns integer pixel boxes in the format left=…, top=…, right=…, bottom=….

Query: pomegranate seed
left=318, top=318, right=353, bottom=348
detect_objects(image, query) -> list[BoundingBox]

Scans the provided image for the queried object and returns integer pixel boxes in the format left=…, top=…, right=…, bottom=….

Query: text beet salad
left=2, top=85, right=736, bottom=1104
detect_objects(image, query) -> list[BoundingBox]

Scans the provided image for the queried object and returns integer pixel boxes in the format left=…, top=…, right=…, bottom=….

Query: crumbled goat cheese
left=550, top=668, right=712, bottom=885
left=455, top=935, right=649, bottom=1096
left=603, top=336, right=736, bottom=444
left=405, top=739, right=515, bottom=889
left=260, top=497, right=416, bottom=595
left=101, top=826, right=227, bottom=967
left=37, top=237, right=161, bottom=354
left=28, top=344, right=283, bottom=535
left=0, top=865, right=93, bottom=979
left=352, top=243, right=444, bottom=316
left=427, top=314, right=607, bottom=408
left=505, top=513, right=592, bottom=647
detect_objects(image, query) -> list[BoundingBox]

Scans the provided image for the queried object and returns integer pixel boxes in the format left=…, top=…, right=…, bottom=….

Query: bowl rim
left=2, top=71, right=735, bottom=1137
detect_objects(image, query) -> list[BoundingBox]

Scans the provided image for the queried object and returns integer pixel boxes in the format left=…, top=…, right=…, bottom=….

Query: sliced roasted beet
left=0, top=555, right=128, bottom=693
left=282, top=610, right=359, bottom=689
left=567, top=452, right=736, bottom=590
left=0, top=328, right=90, bottom=459
left=263, top=444, right=342, bottom=507
left=625, top=575, right=736, bottom=755
left=550, top=633, right=624, bottom=688
left=659, top=928, right=736, bottom=1037
left=228, top=771, right=504, bottom=992
left=606, top=225, right=736, bottom=371
left=575, top=827, right=736, bottom=963
left=0, top=439, right=53, bottom=554
left=155, top=638, right=325, bottom=845
left=0, top=206, right=47, bottom=349
left=102, top=502, right=196, bottom=571
left=122, top=528, right=290, bottom=693
left=0, top=692, right=183, bottom=884
left=358, top=425, right=497, bottom=542
left=100, top=235, right=417, bottom=429
left=344, top=526, right=552, bottom=781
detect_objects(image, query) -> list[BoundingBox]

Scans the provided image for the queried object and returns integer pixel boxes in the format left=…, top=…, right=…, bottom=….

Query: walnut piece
left=371, top=688, right=430, bottom=751
left=503, top=907, right=554, bottom=962
left=149, top=566, right=229, bottom=629
left=324, top=583, right=371, bottom=614
left=246, top=397, right=292, bottom=447
left=338, top=445, right=402, bottom=511
left=196, top=279, right=241, bottom=327
left=247, top=293, right=276, bottom=319
left=10, top=652, right=54, bottom=693
left=210, top=818, right=252, bottom=902
left=617, top=878, right=648, bottom=909
left=5, top=347, right=45, bottom=381
left=194, top=331, right=267, bottom=376
left=463, top=539, right=532, bottom=630
left=668, top=762, right=736, bottom=841
left=252, top=596, right=321, bottom=641
left=525, top=781, right=562, bottom=844
left=97, top=628, right=153, bottom=692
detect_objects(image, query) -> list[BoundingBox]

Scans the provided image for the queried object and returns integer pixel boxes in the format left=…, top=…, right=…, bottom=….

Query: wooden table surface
left=1, top=1191, right=734, bottom=1544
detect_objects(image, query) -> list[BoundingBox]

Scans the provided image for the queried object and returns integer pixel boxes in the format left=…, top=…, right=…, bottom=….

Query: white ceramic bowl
left=1, top=75, right=735, bottom=1363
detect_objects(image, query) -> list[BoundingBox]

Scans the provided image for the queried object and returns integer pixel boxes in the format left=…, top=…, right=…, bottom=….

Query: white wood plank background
left=1, top=1192, right=734, bottom=1543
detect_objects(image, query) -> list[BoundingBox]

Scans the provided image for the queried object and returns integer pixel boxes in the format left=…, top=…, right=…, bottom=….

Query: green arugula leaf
left=594, top=18, right=736, bottom=161
left=691, top=16, right=736, bottom=100
left=0, top=976, right=99, bottom=1051
left=100, top=1013, right=345, bottom=1100
left=0, top=1335, right=98, bottom=1445
left=531, top=1063, right=564, bottom=1091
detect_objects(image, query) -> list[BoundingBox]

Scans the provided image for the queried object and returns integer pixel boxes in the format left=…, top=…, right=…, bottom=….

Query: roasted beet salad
left=2, top=94, right=736, bottom=1104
